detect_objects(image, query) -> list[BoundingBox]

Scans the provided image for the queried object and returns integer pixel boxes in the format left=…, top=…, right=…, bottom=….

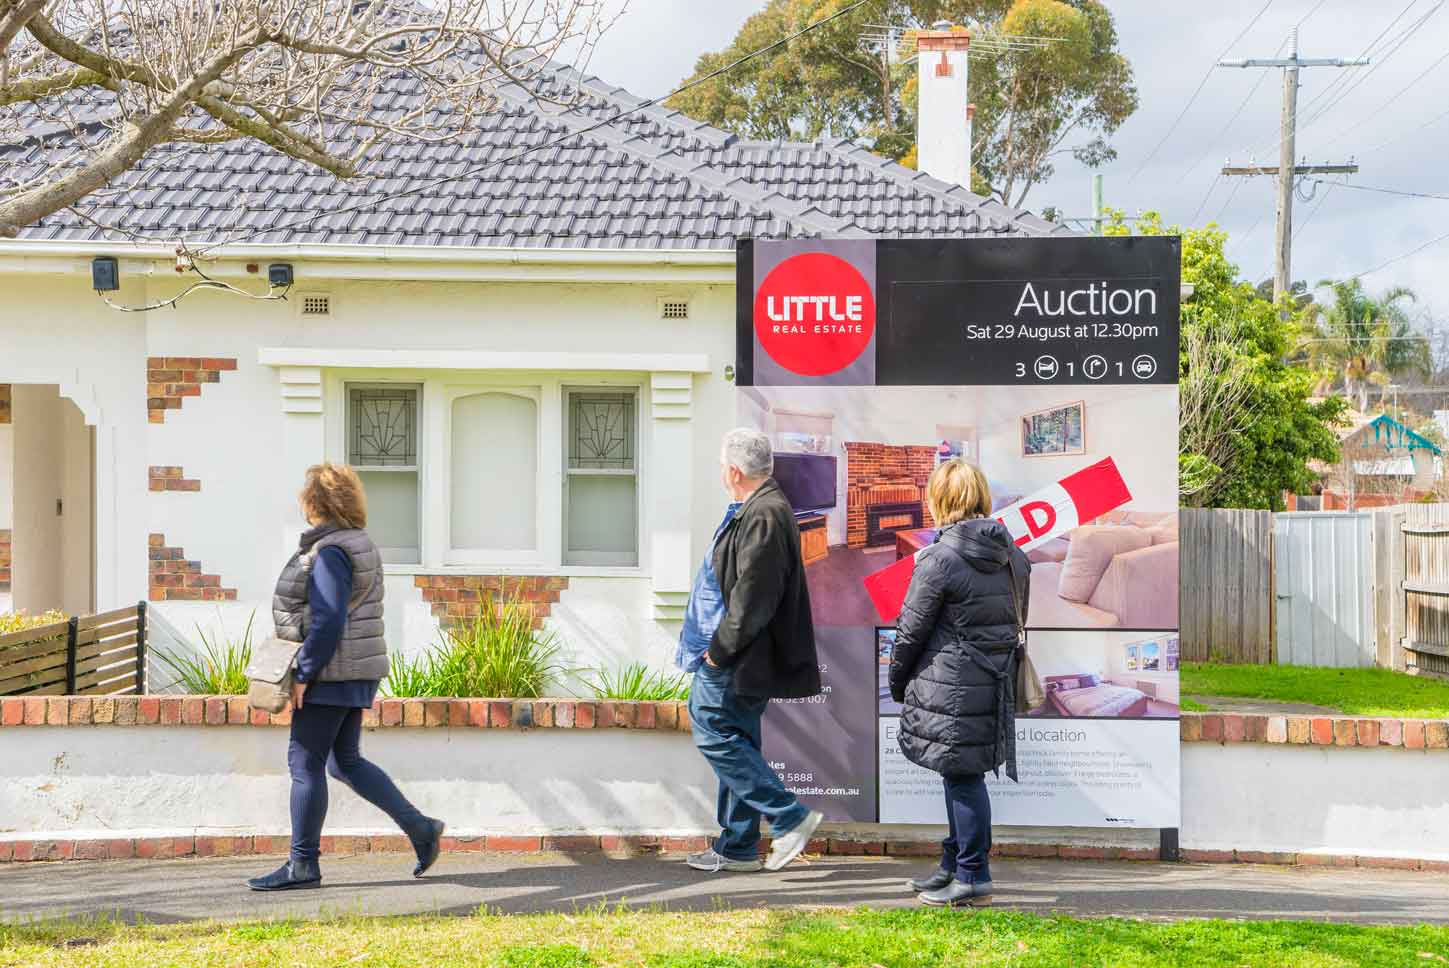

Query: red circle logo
left=754, top=252, right=875, bottom=376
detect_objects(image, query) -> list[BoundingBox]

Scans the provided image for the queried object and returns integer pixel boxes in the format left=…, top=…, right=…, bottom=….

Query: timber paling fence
left=0, top=603, right=146, bottom=697
left=1180, top=508, right=1274, bottom=664
left=1181, top=503, right=1449, bottom=673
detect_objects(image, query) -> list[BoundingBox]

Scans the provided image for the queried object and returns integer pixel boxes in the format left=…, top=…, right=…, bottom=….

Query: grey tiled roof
left=7, top=65, right=1070, bottom=249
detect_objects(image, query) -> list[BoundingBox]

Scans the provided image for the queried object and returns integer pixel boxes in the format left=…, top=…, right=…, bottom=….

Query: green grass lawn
left=1181, top=662, right=1449, bottom=718
left=2, top=908, right=1447, bottom=968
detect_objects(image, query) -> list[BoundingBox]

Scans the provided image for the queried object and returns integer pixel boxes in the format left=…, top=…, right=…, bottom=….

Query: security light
left=268, top=263, right=294, bottom=287
left=91, top=256, right=119, bottom=292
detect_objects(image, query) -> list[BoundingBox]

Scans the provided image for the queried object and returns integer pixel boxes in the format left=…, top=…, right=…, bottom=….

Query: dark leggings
left=940, top=773, right=992, bottom=884
left=288, top=703, right=427, bottom=863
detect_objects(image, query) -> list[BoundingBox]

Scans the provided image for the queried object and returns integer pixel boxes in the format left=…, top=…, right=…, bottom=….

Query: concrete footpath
left=4, top=854, right=1448, bottom=926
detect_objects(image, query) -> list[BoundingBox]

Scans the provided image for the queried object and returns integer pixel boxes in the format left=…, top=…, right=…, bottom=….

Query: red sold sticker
left=863, top=458, right=1133, bottom=622
left=753, top=252, right=875, bottom=376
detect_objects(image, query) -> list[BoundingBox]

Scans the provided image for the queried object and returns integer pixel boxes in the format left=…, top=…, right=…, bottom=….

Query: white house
left=0, top=32, right=1066, bottom=677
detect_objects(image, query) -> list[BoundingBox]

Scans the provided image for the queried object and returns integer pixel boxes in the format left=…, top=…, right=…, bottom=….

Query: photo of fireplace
left=866, top=498, right=923, bottom=547
left=844, top=443, right=935, bottom=550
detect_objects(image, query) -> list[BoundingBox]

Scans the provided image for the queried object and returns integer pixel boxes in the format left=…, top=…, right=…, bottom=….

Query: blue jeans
left=941, top=773, right=992, bottom=884
left=288, top=704, right=429, bottom=863
left=689, top=663, right=809, bottom=861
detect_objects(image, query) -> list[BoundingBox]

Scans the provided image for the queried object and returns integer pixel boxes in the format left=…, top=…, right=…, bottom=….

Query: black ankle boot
left=247, top=859, right=322, bottom=892
left=411, top=818, right=446, bottom=878
left=908, top=867, right=954, bottom=893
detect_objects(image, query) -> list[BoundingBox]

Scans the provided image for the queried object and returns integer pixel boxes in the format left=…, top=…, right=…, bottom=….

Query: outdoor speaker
left=268, top=263, right=294, bottom=287
left=91, top=256, right=119, bottom=292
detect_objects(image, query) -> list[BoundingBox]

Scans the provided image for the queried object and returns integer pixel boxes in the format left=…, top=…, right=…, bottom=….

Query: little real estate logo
left=753, top=251, right=876, bottom=377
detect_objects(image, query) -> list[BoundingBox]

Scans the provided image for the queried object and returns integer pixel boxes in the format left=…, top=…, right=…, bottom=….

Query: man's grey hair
left=722, top=428, right=774, bottom=479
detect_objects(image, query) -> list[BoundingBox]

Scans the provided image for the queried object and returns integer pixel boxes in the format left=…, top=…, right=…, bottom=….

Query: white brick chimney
left=915, top=27, right=973, bottom=188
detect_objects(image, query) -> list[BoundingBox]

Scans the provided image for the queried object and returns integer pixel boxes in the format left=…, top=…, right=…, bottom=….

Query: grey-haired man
left=676, top=428, right=824, bottom=873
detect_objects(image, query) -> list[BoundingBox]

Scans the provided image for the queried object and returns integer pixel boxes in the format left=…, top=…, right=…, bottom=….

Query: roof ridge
left=491, top=79, right=869, bottom=240
left=549, top=64, right=1068, bottom=235
left=816, top=137, right=1076, bottom=237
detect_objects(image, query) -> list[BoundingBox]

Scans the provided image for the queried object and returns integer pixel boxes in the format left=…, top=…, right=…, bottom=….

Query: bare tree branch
left=0, top=0, right=622, bottom=238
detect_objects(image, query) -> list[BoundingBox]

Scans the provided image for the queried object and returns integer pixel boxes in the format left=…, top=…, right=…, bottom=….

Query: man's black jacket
left=706, top=478, right=821, bottom=699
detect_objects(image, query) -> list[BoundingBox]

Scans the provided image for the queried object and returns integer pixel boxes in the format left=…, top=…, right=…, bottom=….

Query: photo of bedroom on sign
left=1025, top=630, right=1180, bottom=719
left=736, top=385, right=1180, bottom=631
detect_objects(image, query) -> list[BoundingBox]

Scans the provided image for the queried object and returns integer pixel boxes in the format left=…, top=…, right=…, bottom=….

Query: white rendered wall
left=5, top=726, right=1449, bottom=862
left=1, top=725, right=718, bottom=838
left=1180, top=741, right=1449, bottom=861
left=10, top=384, right=92, bottom=614
left=0, top=424, right=12, bottom=529
left=1, top=267, right=734, bottom=673
left=0, top=276, right=151, bottom=612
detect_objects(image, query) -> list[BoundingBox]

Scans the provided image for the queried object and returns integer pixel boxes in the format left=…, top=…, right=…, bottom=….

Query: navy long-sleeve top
left=293, top=545, right=379, bottom=708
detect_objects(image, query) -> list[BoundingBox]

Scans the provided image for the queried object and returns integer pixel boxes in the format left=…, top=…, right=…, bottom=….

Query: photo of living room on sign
left=734, top=384, right=1179, bottom=631
left=1025, top=630, right=1180, bottom=719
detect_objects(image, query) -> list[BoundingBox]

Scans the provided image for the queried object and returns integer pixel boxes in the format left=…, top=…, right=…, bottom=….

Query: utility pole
left=1091, top=173, right=1104, bottom=236
left=1218, top=29, right=1367, bottom=306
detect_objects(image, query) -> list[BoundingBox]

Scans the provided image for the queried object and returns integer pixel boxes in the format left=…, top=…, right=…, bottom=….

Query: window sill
left=383, top=564, right=649, bottom=580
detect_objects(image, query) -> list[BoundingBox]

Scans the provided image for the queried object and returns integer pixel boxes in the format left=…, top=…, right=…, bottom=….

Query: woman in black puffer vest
left=889, top=459, right=1029, bottom=908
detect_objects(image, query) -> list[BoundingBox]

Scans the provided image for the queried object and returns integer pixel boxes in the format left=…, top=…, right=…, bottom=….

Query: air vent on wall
left=301, top=294, right=331, bottom=316
left=660, top=299, right=689, bottom=320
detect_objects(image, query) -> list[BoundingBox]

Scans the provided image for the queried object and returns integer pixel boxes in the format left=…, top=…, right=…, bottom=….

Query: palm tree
left=1304, top=279, right=1431, bottom=412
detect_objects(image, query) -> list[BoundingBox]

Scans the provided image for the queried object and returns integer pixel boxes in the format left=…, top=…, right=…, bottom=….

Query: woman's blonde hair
left=300, top=463, right=368, bottom=529
left=927, top=458, right=993, bottom=527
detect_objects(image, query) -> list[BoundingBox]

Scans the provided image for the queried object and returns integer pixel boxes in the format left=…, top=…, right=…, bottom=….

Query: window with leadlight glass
left=347, top=384, right=421, bottom=564
left=564, top=388, right=639, bottom=566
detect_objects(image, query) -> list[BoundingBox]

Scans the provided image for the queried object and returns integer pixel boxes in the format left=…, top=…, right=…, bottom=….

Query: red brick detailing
left=148, top=533, right=237, bottom=601
left=148, top=466, right=201, bottom=492
left=0, top=528, right=11, bottom=591
left=147, top=357, right=236, bottom=423
left=1186, top=713, right=1449, bottom=751
left=5, top=696, right=697, bottom=735
left=843, top=442, right=937, bottom=549
left=414, top=574, right=569, bottom=628
left=6, top=829, right=1449, bottom=872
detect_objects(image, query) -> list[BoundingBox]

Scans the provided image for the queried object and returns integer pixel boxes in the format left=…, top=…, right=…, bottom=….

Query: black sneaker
left=247, top=859, right=322, bottom=892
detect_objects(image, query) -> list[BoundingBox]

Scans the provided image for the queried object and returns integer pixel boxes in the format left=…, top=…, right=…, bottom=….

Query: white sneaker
left=685, top=847, right=763, bottom=873
left=764, top=810, right=823, bottom=871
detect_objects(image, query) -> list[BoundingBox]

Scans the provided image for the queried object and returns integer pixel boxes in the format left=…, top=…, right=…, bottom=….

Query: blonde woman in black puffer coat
left=888, top=458, right=1030, bottom=909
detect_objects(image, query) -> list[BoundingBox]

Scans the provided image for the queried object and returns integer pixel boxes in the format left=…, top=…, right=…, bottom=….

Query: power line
left=1182, top=35, right=1288, bottom=205
left=193, top=0, right=876, bottom=257
left=1130, top=0, right=1276, bottom=182
left=1309, top=178, right=1449, bottom=201
left=1291, top=179, right=1336, bottom=242
left=1361, top=102, right=1449, bottom=155
left=1351, top=229, right=1449, bottom=280
left=1296, top=0, right=1446, bottom=134
left=1236, top=0, right=1418, bottom=160
left=1318, top=43, right=1449, bottom=151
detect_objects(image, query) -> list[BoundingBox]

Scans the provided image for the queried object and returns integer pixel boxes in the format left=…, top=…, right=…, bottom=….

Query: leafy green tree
left=1303, top=279, right=1431, bottom=414
left=666, top=0, right=1136, bottom=207
left=1106, top=210, right=1346, bottom=509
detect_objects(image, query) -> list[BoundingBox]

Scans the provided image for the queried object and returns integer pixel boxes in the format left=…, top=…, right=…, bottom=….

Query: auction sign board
left=736, top=236, right=1181, bottom=829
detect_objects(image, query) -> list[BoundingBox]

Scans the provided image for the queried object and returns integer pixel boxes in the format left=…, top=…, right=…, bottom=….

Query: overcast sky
left=585, top=0, right=1449, bottom=326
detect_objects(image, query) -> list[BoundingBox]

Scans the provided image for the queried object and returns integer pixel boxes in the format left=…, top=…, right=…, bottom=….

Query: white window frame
left=321, top=368, right=652, bottom=577
left=342, top=380, right=423, bottom=565
left=563, top=385, right=641, bottom=567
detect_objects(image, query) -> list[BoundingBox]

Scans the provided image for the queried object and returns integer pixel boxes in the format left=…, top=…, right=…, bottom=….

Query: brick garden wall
left=7, top=706, right=1449, bottom=869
